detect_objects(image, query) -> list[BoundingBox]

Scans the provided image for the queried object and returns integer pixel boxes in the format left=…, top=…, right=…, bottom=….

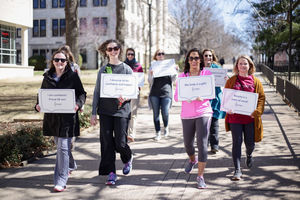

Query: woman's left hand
left=196, top=97, right=203, bottom=101
left=75, top=104, right=79, bottom=112
left=118, top=96, right=128, bottom=103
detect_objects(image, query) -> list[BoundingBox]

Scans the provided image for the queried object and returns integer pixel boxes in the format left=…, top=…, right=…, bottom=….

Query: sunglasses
left=188, top=56, right=200, bottom=61
left=54, top=58, right=67, bottom=63
left=127, top=53, right=134, bottom=56
left=106, top=46, right=120, bottom=52
left=157, top=52, right=165, bottom=56
left=204, top=55, right=212, bottom=57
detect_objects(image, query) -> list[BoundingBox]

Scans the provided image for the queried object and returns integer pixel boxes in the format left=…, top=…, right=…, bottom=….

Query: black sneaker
left=211, top=148, right=218, bottom=154
left=246, top=155, right=253, bottom=168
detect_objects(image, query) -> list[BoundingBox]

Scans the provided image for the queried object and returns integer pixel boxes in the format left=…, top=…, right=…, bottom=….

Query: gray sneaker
left=164, top=126, right=169, bottom=137
left=154, top=131, right=161, bottom=141
left=232, top=169, right=242, bottom=181
left=196, top=176, right=207, bottom=189
left=184, top=160, right=198, bottom=174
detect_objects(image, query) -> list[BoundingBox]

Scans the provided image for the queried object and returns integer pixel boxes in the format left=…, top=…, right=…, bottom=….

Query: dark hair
left=184, top=48, right=204, bottom=74
left=98, top=39, right=123, bottom=60
left=126, top=48, right=135, bottom=56
left=58, top=45, right=75, bottom=63
left=49, top=50, right=71, bottom=71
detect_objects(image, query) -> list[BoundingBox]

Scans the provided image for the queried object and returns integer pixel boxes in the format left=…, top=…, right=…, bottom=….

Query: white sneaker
left=164, top=126, right=169, bottom=137
left=154, top=131, right=161, bottom=141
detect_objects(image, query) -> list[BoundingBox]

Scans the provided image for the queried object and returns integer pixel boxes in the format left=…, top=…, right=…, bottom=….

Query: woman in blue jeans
left=148, top=49, right=177, bottom=140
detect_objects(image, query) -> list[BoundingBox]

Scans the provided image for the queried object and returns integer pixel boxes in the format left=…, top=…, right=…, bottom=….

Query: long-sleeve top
left=174, top=69, right=213, bottom=119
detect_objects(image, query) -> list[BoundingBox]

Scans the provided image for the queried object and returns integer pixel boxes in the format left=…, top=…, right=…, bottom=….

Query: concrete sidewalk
left=0, top=73, right=299, bottom=200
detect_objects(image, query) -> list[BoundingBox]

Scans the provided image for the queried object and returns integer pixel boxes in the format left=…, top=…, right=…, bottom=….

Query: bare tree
left=65, top=0, right=79, bottom=62
left=116, top=0, right=126, bottom=46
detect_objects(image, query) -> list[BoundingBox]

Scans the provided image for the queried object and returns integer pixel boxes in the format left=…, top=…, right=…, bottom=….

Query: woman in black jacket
left=35, top=50, right=86, bottom=192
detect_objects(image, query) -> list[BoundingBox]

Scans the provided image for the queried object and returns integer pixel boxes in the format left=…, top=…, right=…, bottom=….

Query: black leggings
left=98, top=114, right=132, bottom=175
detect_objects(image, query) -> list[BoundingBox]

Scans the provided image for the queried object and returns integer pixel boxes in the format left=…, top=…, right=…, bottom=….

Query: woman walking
left=124, top=48, right=143, bottom=142
left=202, top=49, right=226, bottom=154
left=225, top=55, right=265, bottom=180
left=90, top=39, right=133, bottom=185
left=148, top=49, right=177, bottom=140
left=35, top=50, right=86, bottom=192
left=174, top=48, right=213, bottom=189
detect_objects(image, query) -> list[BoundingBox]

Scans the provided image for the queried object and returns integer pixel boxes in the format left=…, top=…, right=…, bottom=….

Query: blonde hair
left=202, top=48, right=218, bottom=64
left=233, top=55, right=256, bottom=75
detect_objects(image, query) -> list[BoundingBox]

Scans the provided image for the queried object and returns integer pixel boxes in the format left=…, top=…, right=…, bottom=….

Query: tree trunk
left=116, top=0, right=125, bottom=47
left=65, top=0, right=79, bottom=62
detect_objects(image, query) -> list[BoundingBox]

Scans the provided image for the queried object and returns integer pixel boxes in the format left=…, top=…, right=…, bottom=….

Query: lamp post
left=147, top=0, right=152, bottom=71
left=288, top=0, right=293, bottom=81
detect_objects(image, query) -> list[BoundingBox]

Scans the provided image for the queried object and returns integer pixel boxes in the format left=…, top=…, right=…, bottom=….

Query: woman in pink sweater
left=174, top=48, right=213, bottom=189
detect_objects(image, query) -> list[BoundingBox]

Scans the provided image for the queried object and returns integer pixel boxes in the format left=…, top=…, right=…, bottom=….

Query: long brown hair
left=184, top=48, right=204, bottom=74
left=98, top=39, right=123, bottom=60
left=49, top=50, right=71, bottom=71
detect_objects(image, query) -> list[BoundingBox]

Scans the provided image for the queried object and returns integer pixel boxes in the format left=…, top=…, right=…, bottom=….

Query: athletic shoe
left=106, top=172, right=117, bottom=185
left=232, top=169, right=242, bottom=181
left=53, top=185, right=66, bottom=192
left=211, top=148, right=219, bottom=154
left=123, top=155, right=133, bottom=175
left=184, top=159, right=198, bottom=174
left=154, top=131, right=161, bottom=141
left=164, top=126, right=169, bottom=137
left=246, top=155, right=253, bottom=168
left=196, top=176, right=207, bottom=189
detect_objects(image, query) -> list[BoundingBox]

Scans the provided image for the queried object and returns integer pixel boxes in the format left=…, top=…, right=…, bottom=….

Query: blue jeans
left=149, top=96, right=172, bottom=132
left=54, top=137, right=75, bottom=187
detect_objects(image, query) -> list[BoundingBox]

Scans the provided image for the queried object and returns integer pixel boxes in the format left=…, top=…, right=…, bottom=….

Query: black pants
left=98, top=114, right=132, bottom=175
left=230, top=123, right=255, bottom=170
left=209, top=117, right=219, bottom=150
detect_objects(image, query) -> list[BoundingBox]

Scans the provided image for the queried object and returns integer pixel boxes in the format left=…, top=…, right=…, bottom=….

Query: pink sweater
left=174, top=69, right=213, bottom=119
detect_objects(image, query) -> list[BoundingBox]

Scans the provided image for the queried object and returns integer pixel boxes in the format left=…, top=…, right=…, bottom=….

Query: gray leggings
left=182, top=116, right=212, bottom=162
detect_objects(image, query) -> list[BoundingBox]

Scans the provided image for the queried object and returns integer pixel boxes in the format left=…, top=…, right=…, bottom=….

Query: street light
left=147, top=0, right=152, bottom=71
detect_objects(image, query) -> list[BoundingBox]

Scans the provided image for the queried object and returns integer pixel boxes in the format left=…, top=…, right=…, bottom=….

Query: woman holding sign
left=224, top=55, right=265, bottom=181
left=148, top=49, right=177, bottom=140
left=35, top=50, right=86, bottom=192
left=124, top=48, right=144, bottom=142
left=203, top=49, right=226, bottom=154
left=174, top=48, right=213, bottom=189
left=91, top=39, right=133, bottom=185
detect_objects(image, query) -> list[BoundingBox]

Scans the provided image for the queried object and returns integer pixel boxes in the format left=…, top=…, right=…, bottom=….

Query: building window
left=33, top=20, right=39, bottom=37
left=17, top=49, right=21, bottom=64
left=60, top=19, right=66, bottom=36
left=101, top=0, right=108, bottom=6
left=52, top=19, right=59, bottom=36
left=93, top=0, right=100, bottom=6
left=60, top=0, right=65, bottom=8
left=32, top=49, right=39, bottom=56
left=40, top=0, right=46, bottom=8
left=16, top=28, right=21, bottom=38
left=0, top=24, right=16, bottom=64
left=33, top=0, right=38, bottom=8
left=100, top=17, right=108, bottom=35
left=80, top=49, right=87, bottom=63
left=40, top=19, right=46, bottom=37
left=79, top=18, right=87, bottom=35
left=80, top=0, right=87, bottom=7
left=52, top=0, right=58, bottom=8
left=92, top=17, right=100, bottom=32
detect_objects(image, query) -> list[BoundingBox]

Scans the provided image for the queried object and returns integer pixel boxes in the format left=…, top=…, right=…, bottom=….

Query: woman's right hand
left=35, top=104, right=41, bottom=112
left=150, top=70, right=153, bottom=76
left=90, top=115, right=98, bottom=126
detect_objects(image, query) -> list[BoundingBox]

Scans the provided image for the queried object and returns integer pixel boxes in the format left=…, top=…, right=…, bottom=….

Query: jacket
left=224, top=75, right=265, bottom=142
left=174, top=69, right=213, bottom=119
left=39, top=67, right=87, bottom=137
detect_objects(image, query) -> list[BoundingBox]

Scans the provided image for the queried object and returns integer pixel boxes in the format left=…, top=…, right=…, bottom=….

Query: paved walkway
left=0, top=73, right=299, bottom=200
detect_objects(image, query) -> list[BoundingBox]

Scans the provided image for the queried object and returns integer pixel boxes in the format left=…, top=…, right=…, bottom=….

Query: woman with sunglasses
left=58, top=45, right=81, bottom=76
left=90, top=39, right=133, bottom=185
left=202, top=49, right=226, bottom=154
left=35, top=50, right=86, bottom=192
left=148, top=49, right=177, bottom=140
left=174, top=48, right=213, bottom=189
left=124, top=48, right=143, bottom=142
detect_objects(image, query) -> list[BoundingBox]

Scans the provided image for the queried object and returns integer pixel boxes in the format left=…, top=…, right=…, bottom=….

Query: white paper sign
left=177, top=75, right=215, bottom=101
left=100, top=74, right=138, bottom=99
left=133, top=72, right=145, bottom=87
left=221, top=88, right=258, bottom=116
left=151, top=59, right=177, bottom=78
left=206, top=68, right=228, bottom=87
left=38, top=89, right=76, bottom=113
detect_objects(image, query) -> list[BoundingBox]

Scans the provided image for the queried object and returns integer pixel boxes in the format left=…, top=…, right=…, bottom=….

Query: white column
left=21, top=28, right=28, bottom=66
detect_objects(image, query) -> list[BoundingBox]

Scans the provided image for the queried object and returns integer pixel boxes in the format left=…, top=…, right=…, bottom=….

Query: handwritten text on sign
left=100, top=74, right=138, bottom=99
left=220, top=88, right=258, bottom=116
left=38, top=89, right=76, bottom=113
left=177, top=75, right=215, bottom=101
left=206, top=68, right=228, bottom=87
